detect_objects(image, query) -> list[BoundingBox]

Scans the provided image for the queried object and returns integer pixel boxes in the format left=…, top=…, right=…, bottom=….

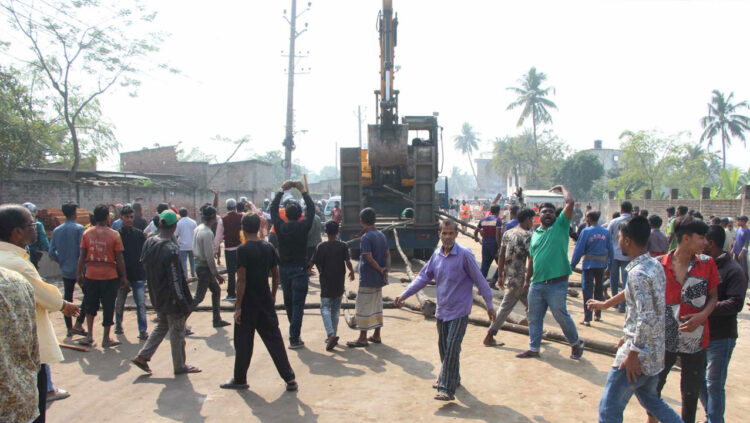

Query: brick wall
left=0, top=179, right=271, bottom=220
left=600, top=198, right=747, bottom=229
left=207, top=160, right=274, bottom=205
left=120, top=146, right=208, bottom=187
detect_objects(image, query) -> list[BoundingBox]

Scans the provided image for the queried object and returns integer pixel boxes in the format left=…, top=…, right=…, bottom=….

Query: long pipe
left=393, top=227, right=436, bottom=317
left=436, top=210, right=478, bottom=231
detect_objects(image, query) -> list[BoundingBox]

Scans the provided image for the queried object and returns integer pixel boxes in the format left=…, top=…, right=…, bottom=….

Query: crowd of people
left=1, top=182, right=749, bottom=422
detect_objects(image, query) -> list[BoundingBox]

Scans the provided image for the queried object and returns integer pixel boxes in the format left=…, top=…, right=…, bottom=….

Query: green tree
left=491, top=133, right=534, bottom=189
left=492, top=129, right=569, bottom=190
left=506, top=67, right=557, bottom=157
left=253, top=150, right=309, bottom=189
left=317, top=165, right=339, bottom=181
left=699, top=90, right=750, bottom=169
left=453, top=122, right=480, bottom=186
left=446, top=166, right=476, bottom=199
left=2, top=0, right=171, bottom=180
left=609, top=130, right=679, bottom=196
left=556, top=152, right=604, bottom=200
left=662, top=143, right=721, bottom=199
left=0, top=66, right=63, bottom=176
left=716, top=167, right=747, bottom=199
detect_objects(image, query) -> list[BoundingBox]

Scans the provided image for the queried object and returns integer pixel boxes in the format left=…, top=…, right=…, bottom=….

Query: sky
left=3, top=0, right=750, bottom=175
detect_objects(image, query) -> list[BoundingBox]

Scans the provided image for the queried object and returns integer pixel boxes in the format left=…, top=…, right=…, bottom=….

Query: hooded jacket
left=140, top=234, right=193, bottom=315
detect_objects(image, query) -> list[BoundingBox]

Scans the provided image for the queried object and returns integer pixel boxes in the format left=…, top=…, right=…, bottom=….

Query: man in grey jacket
left=192, top=206, right=229, bottom=328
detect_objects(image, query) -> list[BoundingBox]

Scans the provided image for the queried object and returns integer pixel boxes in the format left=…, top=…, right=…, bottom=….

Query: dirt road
left=45, top=233, right=750, bottom=422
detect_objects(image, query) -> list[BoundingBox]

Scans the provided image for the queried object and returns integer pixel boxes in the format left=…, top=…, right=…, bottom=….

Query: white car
left=324, top=196, right=341, bottom=221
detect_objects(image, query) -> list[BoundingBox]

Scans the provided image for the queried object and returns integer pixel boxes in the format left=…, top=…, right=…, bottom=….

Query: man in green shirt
left=666, top=205, right=687, bottom=252
left=516, top=185, right=585, bottom=360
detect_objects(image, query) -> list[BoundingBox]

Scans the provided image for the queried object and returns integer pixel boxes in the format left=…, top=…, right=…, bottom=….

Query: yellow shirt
left=0, top=241, right=64, bottom=363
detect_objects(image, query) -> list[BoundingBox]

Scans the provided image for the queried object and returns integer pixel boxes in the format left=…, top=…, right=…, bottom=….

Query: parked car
left=324, top=196, right=341, bottom=221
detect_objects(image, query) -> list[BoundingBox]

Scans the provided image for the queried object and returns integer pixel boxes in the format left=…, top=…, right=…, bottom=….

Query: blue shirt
left=608, top=213, right=631, bottom=261
left=401, top=242, right=494, bottom=321
left=570, top=225, right=613, bottom=270
left=48, top=220, right=85, bottom=279
left=733, top=227, right=750, bottom=255
left=359, top=228, right=388, bottom=288
left=504, top=219, right=519, bottom=232
left=111, top=219, right=123, bottom=231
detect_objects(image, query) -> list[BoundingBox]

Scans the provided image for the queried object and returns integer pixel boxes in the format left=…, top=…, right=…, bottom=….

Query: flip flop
left=286, top=381, right=299, bottom=392
left=367, top=336, right=381, bottom=344
left=484, top=339, right=505, bottom=347
left=434, top=393, right=455, bottom=401
left=326, top=336, right=339, bottom=351
left=346, top=340, right=368, bottom=348
left=102, top=340, right=121, bottom=348
left=131, top=359, right=152, bottom=375
left=69, top=328, right=88, bottom=337
left=175, top=365, right=202, bottom=375
left=76, top=338, right=96, bottom=347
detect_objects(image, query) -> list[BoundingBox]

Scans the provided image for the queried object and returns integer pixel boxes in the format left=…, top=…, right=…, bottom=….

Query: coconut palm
left=453, top=122, right=480, bottom=186
left=507, top=67, right=557, bottom=157
left=699, top=90, right=750, bottom=168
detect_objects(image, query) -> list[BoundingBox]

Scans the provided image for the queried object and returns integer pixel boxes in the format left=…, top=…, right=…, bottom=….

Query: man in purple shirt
left=732, top=216, right=749, bottom=280
left=395, top=220, right=495, bottom=402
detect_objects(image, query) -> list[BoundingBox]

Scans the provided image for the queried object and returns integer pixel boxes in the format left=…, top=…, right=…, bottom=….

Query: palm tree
left=699, top=90, right=750, bottom=168
left=507, top=67, right=557, bottom=157
left=453, top=122, right=480, bottom=186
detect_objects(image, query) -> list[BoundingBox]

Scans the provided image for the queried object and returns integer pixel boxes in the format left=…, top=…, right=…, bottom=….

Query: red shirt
left=332, top=207, right=342, bottom=223
left=659, top=252, right=719, bottom=352
left=81, top=226, right=124, bottom=280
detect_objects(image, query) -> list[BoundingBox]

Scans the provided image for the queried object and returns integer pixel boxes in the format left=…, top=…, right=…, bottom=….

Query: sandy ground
left=44, top=233, right=750, bottom=422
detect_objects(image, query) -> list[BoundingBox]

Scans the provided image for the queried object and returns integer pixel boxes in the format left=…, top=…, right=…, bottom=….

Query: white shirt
left=175, top=217, right=197, bottom=251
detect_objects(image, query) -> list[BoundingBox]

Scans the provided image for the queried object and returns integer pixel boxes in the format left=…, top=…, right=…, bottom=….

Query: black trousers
left=656, top=349, right=706, bottom=423
left=225, top=249, right=238, bottom=298
left=63, top=278, right=86, bottom=329
left=233, top=304, right=295, bottom=384
left=194, top=266, right=222, bottom=324
left=33, top=364, right=48, bottom=423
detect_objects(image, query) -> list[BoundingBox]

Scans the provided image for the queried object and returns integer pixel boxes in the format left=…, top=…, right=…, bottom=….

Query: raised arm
left=270, top=190, right=284, bottom=228
left=550, top=185, right=574, bottom=220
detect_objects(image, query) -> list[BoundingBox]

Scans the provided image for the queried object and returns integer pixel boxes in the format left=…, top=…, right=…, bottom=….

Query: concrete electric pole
left=282, top=0, right=311, bottom=179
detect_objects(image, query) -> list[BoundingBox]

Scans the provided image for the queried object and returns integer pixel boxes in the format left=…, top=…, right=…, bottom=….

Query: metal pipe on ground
left=123, top=302, right=410, bottom=312
left=437, top=217, right=478, bottom=241
left=469, top=293, right=617, bottom=356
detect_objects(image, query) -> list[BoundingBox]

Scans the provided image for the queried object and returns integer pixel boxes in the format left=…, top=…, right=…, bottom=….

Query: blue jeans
left=700, top=338, right=736, bottom=423
left=527, top=278, right=579, bottom=352
left=180, top=250, right=195, bottom=277
left=610, top=259, right=629, bottom=310
left=598, top=367, right=682, bottom=423
left=320, top=296, right=342, bottom=336
left=115, top=280, right=148, bottom=333
left=279, top=265, right=309, bottom=342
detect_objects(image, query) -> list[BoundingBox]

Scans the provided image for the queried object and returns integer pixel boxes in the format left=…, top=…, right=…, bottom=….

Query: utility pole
left=357, top=105, right=363, bottom=148
left=282, top=0, right=310, bottom=179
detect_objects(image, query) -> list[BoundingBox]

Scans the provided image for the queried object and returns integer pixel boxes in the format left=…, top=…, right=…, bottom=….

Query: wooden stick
left=60, top=343, right=88, bottom=352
